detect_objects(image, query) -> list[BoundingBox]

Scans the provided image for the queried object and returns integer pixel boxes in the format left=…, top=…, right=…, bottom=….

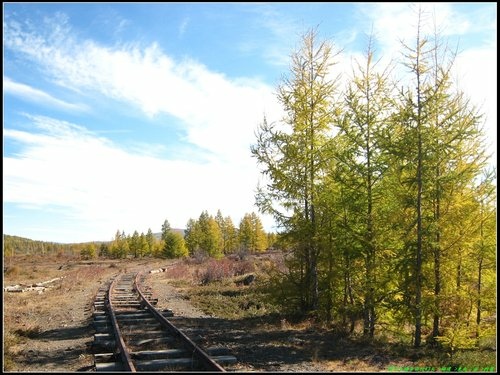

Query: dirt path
left=148, top=276, right=210, bottom=318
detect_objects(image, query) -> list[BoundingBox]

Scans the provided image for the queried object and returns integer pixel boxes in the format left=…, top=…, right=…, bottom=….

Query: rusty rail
left=94, top=271, right=232, bottom=372
left=107, top=276, right=137, bottom=371
left=135, top=271, right=226, bottom=372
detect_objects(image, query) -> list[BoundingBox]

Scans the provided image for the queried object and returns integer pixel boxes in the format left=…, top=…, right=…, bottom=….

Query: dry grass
left=153, top=253, right=285, bottom=321
left=4, top=255, right=66, bottom=285
left=4, top=258, right=111, bottom=325
left=4, top=265, right=20, bottom=277
left=3, top=331, right=24, bottom=371
left=15, top=324, right=43, bottom=339
left=56, top=265, right=110, bottom=291
left=279, top=317, right=317, bottom=331
left=323, top=358, right=385, bottom=372
left=164, top=262, right=194, bottom=281
left=2, top=255, right=131, bottom=372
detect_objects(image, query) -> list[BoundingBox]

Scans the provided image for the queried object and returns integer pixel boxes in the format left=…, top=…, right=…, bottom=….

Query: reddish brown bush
left=197, top=258, right=234, bottom=284
left=165, top=263, right=190, bottom=280
left=232, top=260, right=255, bottom=276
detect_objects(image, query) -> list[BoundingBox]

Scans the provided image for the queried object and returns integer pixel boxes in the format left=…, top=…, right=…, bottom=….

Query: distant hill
left=4, top=228, right=186, bottom=255
left=153, top=228, right=186, bottom=240
left=3, top=234, right=95, bottom=246
left=3, top=234, right=98, bottom=257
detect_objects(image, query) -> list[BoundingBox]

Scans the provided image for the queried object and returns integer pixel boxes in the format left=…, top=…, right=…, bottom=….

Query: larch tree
left=215, top=210, right=239, bottom=254
left=251, top=212, right=268, bottom=252
left=164, top=231, right=189, bottom=258
left=146, top=228, right=155, bottom=257
left=184, top=218, right=201, bottom=255
left=139, top=233, right=148, bottom=258
left=337, top=33, right=395, bottom=337
left=239, top=212, right=268, bottom=252
left=249, top=15, right=495, bottom=346
left=191, top=211, right=224, bottom=258
left=252, top=28, right=340, bottom=313
left=473, top=170, right=496, bottom=342
left=161, top=218, right=188, bottom=258
left=239, top=213, right=254, bottom=252
left=129, top=230, right=140, bottom=258
left=395, top=7, right=491, bottom=347
left=224, top=216, right=239, bottom=254
left=215, top=210, right=227, bottom=252
left=395, top=8, right=436, bottom=347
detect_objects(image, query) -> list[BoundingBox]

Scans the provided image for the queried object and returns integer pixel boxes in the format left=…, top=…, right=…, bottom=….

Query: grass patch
left=437, top=349, right=496, bottom=371
left=168, top=279, right=191, bottom=288
left=186, top=280, right=279, bottom=320
left=3, top=331, right=23, bottom=371
left=371, top=339, right=497, bottom=372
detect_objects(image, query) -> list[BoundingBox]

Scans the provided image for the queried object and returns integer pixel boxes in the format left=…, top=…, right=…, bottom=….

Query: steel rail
left=107, top=275, right=137, bottom=372
left=134, top=271, right=226, bottom=372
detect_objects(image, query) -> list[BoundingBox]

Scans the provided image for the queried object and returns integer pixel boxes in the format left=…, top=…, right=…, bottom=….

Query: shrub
left=436, top=322, right=478, bottom=361
left=233, top=260, right=255, bottom=276
left=236, top=247, right=249, bottom=260
left=192, top=250, right=209, bottom=264
left=80, top=243, right=97, bottom=260
left=166, top=263, right=191, bottom=280
left=197, top=258, right=234, bottom=284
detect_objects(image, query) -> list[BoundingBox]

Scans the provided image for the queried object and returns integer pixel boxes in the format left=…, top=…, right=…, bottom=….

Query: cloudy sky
left=3, top=3, right=496, bottom=243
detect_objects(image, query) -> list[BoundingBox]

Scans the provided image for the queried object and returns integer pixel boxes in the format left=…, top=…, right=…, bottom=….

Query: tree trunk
left=432, top=165, right=441, bottom=341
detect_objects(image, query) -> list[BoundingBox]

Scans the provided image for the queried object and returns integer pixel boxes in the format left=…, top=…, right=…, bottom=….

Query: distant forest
left=3, top=209, right=276, bottom=260
left=4, top=234, right=87, bottom=257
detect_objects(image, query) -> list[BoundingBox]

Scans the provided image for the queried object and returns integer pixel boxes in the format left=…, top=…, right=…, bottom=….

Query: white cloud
left=238, top=4, right=301, bottom=68
left=3, top=18, right=282, bottom=164
left=356, top=2, right=496, bottom=165
left=359, top=3, right=473, bottom=59
left=4, top=115, right=272, bottom=242
left=3, top=76, right=87, bottom=112
left=454, top=47, right=497, bottom=164
left=3, top=14, right=284, bottom=242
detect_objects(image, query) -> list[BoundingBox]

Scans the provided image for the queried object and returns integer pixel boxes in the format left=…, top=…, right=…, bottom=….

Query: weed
left=5, top=266, right=19, bottom=276
left=169, top=279, right=190, bottom=288
left=166, top=263, right=191, bottom=280
left=281, top=318, right=291, bottom=330
left=3, top=331, right=23, bottom=371
left=192, top=250, right=209, bottom=264
left=15, top=325, right=42, bottom=338
left=186, top=280, right=279, bottom=319
left=439, top=349, right=497, bottom=370
left=233, top=260, right=255, bottom=276
left=312, top=347, right=320, bottom=363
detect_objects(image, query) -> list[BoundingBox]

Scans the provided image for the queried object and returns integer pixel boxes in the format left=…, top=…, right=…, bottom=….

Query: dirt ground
left=3, top=255, right=416, bottom=373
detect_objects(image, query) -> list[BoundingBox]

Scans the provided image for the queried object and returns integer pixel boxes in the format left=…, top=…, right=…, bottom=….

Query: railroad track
left=91, top=271, right=236, bottom=371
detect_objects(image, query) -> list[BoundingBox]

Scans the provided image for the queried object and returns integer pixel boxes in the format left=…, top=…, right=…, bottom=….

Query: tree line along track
left=91, top=271, right=237, bottom=372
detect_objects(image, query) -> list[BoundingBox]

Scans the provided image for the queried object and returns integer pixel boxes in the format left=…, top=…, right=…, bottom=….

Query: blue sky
left=3, top=3, right=497, bottom=243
